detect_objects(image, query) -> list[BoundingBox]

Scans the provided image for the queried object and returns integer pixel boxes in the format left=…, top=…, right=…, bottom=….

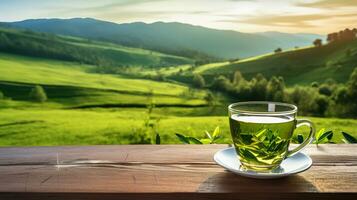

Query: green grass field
left=0, top=53, right=207, bottom=109
left=0, top=106, right=355, bottom=146
left=0, top=53, right=193, bottom=96
left=1, top=30, right=356, bottom=146
left=1, top=51, right=356, bottom=146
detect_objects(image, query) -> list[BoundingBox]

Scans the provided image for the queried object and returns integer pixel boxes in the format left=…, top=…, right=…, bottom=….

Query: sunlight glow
left=0, top=0, right=356, bottom=33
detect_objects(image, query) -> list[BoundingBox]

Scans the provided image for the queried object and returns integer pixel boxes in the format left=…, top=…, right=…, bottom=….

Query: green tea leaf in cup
left=255, top=129, right=267, bottom=138
left=240, top=149, right=258, bottom=162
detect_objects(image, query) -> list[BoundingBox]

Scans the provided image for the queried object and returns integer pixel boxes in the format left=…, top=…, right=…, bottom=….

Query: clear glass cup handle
left=287, top=119, right=315, bottom=157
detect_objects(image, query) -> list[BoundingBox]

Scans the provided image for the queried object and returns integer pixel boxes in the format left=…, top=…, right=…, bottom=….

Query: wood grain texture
left=0, top=144, right=356, bottom=200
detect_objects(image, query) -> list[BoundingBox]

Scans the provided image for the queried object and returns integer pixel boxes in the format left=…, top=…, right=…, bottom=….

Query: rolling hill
left=0, top=53, right=206, bottom=108
left=4, top=18, right=323, bottom=59
left=0, top=27, right=192, bottom=68
left=0, top=23, right=356, bottom=146
left=195, top=40, right=357, bottom=85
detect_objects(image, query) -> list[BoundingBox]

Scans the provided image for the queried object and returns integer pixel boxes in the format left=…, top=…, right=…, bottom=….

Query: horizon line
left=1, top=17, right=327, bottom=36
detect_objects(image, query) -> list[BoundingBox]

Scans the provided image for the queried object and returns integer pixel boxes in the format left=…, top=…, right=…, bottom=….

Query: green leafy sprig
left=175, top=126, right=221, bottom=144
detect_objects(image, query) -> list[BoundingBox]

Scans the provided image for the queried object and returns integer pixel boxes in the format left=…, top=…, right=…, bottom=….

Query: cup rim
left=228, top=101, right=297, bottom=115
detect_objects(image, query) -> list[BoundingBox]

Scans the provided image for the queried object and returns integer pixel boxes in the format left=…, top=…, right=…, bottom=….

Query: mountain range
left=3, top=18, right=324, bottom=59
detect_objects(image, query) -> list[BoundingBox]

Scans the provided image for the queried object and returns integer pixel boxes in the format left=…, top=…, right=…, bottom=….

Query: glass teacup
left=228, top=101, right=315, bottom=171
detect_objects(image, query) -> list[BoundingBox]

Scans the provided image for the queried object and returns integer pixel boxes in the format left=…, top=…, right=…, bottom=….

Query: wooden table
left=0, top=144, right=356, bottom=199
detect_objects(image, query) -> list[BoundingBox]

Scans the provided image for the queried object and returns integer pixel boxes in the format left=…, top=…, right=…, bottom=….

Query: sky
left=0, top=0, right=356, bottom=34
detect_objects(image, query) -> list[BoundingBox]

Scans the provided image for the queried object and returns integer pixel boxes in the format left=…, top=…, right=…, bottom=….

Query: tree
left=0, top=33, right=10, bottom=47
left=192, top=74, right=205, bottom=88
left=236, top=83, right=252, bottom=101
left=232, top=70, right=244, bottom=85
left=154, top=72, right=166, bottom=82
left=29, top=85, right=47, bottom=103
left=327, top=32, right=338, bottom=43
left=330, top=68, right=357, bottom=117
left=211, top=75, right=232, bottom=91
left=348, top=68, right=357, bottom=98
left=274, top=48, right=282, bottom=54
left=341, top=28, right=355, bottom=41
left=311, top=82, right=319, bottom=88
left=286, top=86, right=327, bottom=116
left=333, top=86, right=349, bottom=104
left=0, top=90, right=4, bottom=99
left=318, top=85, right=332, bottom=96
left=266, top=76, right=285, bottom=101
left=204, top=91, right=217, bottom=111
left=313, top=39, right=322, bottom=47
left=250, top=73, right=268, bottom=100
left=314, top=95, right=329, bottom=116
left=346, top=49, right=352, bottom=57
left=325, top=78, right=336, bottom=86
left=327, top=28, right=357, bottom=43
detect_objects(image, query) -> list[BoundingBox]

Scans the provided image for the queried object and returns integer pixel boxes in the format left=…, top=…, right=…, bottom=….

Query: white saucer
left=214, top=147, right=312, bottom=179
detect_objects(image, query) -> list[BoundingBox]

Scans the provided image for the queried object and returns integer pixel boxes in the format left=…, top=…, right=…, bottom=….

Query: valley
left=0, top=21, right=356, bottom=145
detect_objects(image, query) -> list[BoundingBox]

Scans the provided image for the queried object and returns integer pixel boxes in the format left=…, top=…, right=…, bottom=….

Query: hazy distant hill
left=0, top=27, right=192, bottom=68
left=5, top=18, right=323, bottom=59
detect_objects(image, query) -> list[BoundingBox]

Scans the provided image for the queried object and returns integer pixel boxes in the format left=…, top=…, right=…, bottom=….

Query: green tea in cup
left=228, top=102, right=315, bottom=171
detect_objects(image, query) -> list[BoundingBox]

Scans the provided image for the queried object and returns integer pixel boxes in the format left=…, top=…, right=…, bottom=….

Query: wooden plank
left=1, top=193, right=356, bottom=200
left=0, top=165, right=357, bottom=193
left=1, top=144, right=357, bottom=165
left=0, top=145, right=356, bottom=199
left=0, top=145, right=227, bottom=165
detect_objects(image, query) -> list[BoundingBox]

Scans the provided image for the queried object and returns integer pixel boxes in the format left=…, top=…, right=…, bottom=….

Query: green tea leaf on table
left=316, top=128, right=325, bottom=140
left=342, top=132, right=357, bottom=143
left=212, top=126, right=220, bottom=139
left=205, top=131, right=212, bottom=140
left=155, top=133, right=160, bottom=145
left=187, top=137, right=203, bottom=144
left=175, top=133, right=190, bottom=144
left=200, top=138, right=212, bottom=144
left=316, top=130, right=333, bottom=144
left=212, top=136, right=222, bottom=143
left=327, top=131, right=333, bottom=140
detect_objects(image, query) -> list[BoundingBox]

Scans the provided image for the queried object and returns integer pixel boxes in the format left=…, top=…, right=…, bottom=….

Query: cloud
left=52, top=0, right=166, bottom=16
left=221, top=13, right=357, bottom=28
left=87, top=0, right=165, bottom=11
left=296, top=0, right=357, bottom=8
